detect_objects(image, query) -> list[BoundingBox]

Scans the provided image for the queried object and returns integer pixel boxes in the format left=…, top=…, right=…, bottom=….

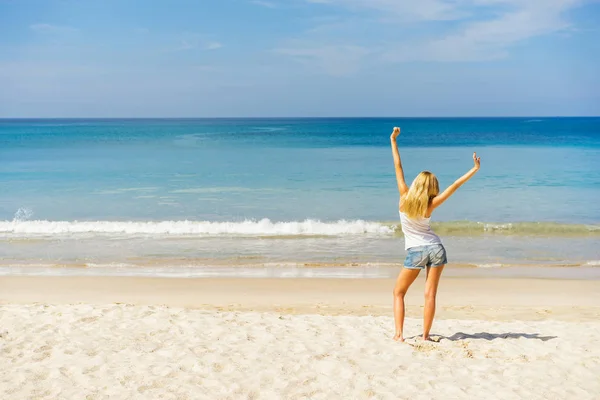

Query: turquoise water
left=1, top=118, right=599, bottom=275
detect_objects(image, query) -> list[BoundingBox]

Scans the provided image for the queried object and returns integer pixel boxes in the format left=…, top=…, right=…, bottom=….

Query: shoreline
left=2, top=264, right=600, bottom=280
left=2, top=276, right=599, bottom=321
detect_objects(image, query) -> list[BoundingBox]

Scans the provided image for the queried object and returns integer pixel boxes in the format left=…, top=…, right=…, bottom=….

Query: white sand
left=2, top=303, right=599, bottom=400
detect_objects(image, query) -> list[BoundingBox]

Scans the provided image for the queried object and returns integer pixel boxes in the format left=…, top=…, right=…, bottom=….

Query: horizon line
left=1, top=116, right=599, bottom=120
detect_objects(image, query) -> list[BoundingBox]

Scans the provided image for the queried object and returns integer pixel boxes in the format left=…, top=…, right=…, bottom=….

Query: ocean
left=1, top=118, right=599, bottom=278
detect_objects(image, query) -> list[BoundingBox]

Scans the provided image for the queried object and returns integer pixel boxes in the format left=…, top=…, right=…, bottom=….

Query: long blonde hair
left=402, top=171, right=440, bottom=219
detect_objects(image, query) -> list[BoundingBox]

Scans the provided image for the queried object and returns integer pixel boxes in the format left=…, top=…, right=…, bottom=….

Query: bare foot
left=393, top=334, right=405, bottom=342
left=422, top=335, right=441, bottom=342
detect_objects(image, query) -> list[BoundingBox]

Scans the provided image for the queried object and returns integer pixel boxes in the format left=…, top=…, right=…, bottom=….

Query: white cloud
left=284, top=0, right=591, bottom=73
left=251, top=0, right=278, bottom=8
left=29, top=23, right=78, bottom=34
left=384, top=0, right=585, bottom=62
left=206, top=42, right=223, bottom=50
left=306, top=0, right=469, bottom=21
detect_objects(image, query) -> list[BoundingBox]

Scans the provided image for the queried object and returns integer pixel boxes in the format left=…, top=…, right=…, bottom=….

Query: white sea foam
left=584, top=260, right=600, bottom=266
left=482, top=223, right=513, bottom=231
left=0, top=219, right=393, bottom=237
left=253, top=127, right=287, bottom=132
left=96, top=187, right=158, bottom=195
left=171, top=187, right=254, bottom=194
left=475, top=263, right=503, bottom=268
left=170, top=187, right=289, bottom=194
left=13, top=208, right=34, bottom=222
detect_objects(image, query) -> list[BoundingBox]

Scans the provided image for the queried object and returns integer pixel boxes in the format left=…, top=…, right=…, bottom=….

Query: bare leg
left=392, top=268, right=420, bottom=341
left=423, top=265, right=445, bottom=340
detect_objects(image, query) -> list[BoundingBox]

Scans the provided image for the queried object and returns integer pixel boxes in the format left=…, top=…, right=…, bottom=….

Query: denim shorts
left=404, top=244, right=448, bottom=270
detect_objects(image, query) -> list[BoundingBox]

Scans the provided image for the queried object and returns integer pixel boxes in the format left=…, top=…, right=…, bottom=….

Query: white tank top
left=399, top=211, right=442, bottom=250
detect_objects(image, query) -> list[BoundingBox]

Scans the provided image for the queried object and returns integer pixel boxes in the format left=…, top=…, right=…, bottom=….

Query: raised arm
left=431, top=152, right=481, bottom=210
left=390, top=127, right=409, bottom=196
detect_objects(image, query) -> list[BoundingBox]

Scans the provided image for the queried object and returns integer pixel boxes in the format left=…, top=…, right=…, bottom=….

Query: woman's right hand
left=473, top=152, right=481, bottom=170
left=390, top=127, right=401, bottom=140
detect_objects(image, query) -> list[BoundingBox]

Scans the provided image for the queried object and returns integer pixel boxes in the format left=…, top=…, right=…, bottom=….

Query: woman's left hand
left=473, top=152, right=481, bottom=170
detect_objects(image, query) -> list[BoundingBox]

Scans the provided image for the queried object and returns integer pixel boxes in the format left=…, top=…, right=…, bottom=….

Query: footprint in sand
left=33, top=344, right=52, bottom=353
left=408, top=341, right=438, bottom=353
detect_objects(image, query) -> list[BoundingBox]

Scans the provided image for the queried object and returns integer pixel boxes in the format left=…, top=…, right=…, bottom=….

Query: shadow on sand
left=439, top=332, right=557, bottom=342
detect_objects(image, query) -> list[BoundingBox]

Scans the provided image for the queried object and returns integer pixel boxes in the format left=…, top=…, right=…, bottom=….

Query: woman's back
left=399, top=211, right=442, bottom=250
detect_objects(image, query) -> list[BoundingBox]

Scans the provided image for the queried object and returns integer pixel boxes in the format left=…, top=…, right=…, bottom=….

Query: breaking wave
left=0, top=219, right=598, bottom=238
left=0, top=219, right=392, bottom=237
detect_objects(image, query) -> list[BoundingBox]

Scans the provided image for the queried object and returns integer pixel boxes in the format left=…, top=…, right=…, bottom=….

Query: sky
left=0, top=0, right=599, bottom=117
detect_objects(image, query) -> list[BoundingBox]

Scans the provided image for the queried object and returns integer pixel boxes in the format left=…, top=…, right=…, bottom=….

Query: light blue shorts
left=404, top=244, right=447, bottom=270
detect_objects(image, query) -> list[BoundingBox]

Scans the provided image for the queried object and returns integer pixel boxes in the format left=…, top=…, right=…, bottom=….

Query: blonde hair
left=402, top=171, right=440, bottom=219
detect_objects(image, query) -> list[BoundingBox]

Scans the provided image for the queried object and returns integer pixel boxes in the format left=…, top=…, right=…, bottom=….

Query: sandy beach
left=1, top=276, right=600, bottom=399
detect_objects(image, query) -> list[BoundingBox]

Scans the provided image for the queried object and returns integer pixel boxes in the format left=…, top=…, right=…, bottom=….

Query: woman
left=390, top=126, right=481, bottom=342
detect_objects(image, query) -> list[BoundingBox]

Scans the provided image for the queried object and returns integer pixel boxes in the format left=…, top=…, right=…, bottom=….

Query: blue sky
left=0, top=0, right=599, bottom=117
